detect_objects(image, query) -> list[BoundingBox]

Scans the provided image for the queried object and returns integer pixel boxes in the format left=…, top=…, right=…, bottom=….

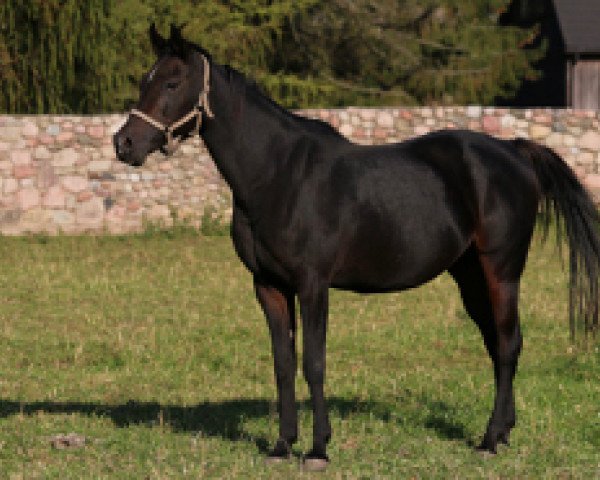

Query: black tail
left=513, top=138, right=600, bottom=338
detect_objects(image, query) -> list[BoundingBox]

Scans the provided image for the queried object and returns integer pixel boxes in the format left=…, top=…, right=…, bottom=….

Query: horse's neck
left=200, top=64, right=290, bottom=211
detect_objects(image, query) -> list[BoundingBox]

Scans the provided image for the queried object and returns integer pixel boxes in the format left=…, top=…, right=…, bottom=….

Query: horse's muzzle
left=113, top=132, right=144, bottom=166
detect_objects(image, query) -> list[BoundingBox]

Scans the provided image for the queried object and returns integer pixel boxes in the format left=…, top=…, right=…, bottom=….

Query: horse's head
left=114, top=24, right=211, bottom=166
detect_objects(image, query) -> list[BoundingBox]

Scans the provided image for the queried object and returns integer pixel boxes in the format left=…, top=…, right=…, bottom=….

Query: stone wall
left=1, top=108, right=600, bottom=235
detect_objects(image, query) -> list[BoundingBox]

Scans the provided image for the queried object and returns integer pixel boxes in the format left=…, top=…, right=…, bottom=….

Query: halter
left=129, top=54, right=214, bottom=155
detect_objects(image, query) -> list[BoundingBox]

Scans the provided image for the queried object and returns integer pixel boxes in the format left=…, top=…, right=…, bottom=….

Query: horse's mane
left=159, top=25, right=340, bottom=138
left=185, top=42, right=341, bottom=138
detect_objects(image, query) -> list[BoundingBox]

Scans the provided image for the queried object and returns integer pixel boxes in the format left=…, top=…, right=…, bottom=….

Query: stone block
left=580, top=131, right=600, bottom=151
left=126, top=199, right=141, bottom=212
left=501, top=115, right=516, bottom=128
left=37, top=162, right=57, bottom=188
left=34, top=146, right=51, bottom=160
left=11, top=150, right=32, bottom=165
left=4, top=178, right=18, bottom=194
left=578, top=151, right=595, bottom=166
left=0, top=208, right=20, bottom=226
left=56, top=131, right=74, bottom=143
left=399, top=110, right=413, bottom=120
left=88, top=160, right=113, bottom=173
left=102, top=146, right=116, bottom=159
left=76, top=197, right=105, bottom=227
left=584, top=173, right=600, bottom=191
left=530, top=124, right=551, bottom=139
left=13, top=165, right=37, bottom=179
left=20, top=208, right=55, bottom=232
left=377, top=111, right=394, bottom=128
left=87, top=125, right=105, bottom=139
left=77, top=191, right=94, bottom=202
left=0, top=158, right=11, bottom=170
left=53, top=148, right=79, bottom=167
left=373, top=128, right=388, bottom=140
left=46, top=124, right=60, bottom=136
left=360, top=109, right=377, bottom=121
left=51, top=210, right=75, bottom=226
left=0, top=126, right=22, bottom=141
left=43, top=185, right=66, bottom=208
left=146, top=204, right=171, bottom=221
left=482, top=116, right=500, bottom=133
left=22, top=122, right=39, bottom=137
left=339, top=124, right=353, bottom=138
left=62, top=176, right=88, bottom=193
left=414, top=125, right=430, bottom=136
left=544, top=132, right=563, bottom=147
left=466, top=106, right=482, bottom=118
left=17, top=188, right=40, bottom=210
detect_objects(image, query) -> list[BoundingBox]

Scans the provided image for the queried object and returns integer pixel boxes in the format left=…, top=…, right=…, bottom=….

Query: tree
left=274, top=0, right=545, bottom=106
left=0, top=0, right=545, bottom=113
left=0, top=0, right=316, bottom=113
left=0, top=0, right=135, bottom=113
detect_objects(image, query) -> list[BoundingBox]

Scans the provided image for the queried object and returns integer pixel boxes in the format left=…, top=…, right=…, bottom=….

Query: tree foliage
left=0, top=0, right=544, bottom=113
left=0, top=0, right=117, bottom=112
left=276, top=0, right=545, bottom=106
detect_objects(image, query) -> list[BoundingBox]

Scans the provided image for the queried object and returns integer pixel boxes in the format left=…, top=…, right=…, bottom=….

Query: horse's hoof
left=265, top=438, right=292, bottom=465
left=476, top=441, right=497, bottom=455
left=498, top=433, right=510, bottom=446
left=265, top=454, right=291, bottom=465
left=302, top=456, right=329, bottom=472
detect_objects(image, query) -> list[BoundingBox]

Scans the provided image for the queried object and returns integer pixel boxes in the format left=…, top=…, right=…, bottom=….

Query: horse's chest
left=231, top=206, right=292, bottom=283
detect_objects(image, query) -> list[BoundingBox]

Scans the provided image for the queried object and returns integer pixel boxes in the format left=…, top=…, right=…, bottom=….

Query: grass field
left=0, top=228, right=598, bottom=479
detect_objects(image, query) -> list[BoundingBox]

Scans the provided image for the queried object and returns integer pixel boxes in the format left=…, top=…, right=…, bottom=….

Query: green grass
left=0, top=229, right=598, bottom=478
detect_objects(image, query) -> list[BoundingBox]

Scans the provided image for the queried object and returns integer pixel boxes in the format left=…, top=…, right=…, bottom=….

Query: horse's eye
left=166, top=81, right=180, bottom=90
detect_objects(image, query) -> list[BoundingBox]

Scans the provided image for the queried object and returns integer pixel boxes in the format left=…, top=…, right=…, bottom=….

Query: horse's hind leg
left=449, top=245, right=523, bottom=453
left=477, top=274, right=522, bottom=453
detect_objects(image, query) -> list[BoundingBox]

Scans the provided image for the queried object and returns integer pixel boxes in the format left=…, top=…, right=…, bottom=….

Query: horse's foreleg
left=254, top=279, right=297, bottom=461
left=298, top=283, right=331, bottom=470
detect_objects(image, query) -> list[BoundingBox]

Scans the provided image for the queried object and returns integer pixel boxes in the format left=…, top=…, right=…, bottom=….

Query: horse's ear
left=168, top=23, right=190, bottom=58
left=170, top=23, right=183, bottom=43
left=149, top=23, right=168, bottom=55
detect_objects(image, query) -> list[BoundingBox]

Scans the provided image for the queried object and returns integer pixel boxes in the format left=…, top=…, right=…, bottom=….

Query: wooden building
left=554, top=0, right=600, bottom=109
left=499, top=0, right=600, bottom=109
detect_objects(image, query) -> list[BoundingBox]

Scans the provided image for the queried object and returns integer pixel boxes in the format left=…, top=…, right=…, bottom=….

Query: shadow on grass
left=422, top=399, right=472, bottom=441
left=0, top=395, right=474, bottom=451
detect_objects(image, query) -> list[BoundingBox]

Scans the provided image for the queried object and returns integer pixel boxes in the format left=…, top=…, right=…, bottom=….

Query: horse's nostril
left=114, top=134, right=133, bottom=156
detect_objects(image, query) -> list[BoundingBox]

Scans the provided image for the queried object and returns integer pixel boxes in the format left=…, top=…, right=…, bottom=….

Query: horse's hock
left=0, top=107, right=599, bottom=235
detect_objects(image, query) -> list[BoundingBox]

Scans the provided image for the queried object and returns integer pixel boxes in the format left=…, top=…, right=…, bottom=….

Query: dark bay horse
left=114, top=24, right=600, bottom=470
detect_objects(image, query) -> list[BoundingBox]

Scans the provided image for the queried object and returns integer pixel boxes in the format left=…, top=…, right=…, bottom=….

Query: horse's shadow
left=0, top=394, right=472, bottom=452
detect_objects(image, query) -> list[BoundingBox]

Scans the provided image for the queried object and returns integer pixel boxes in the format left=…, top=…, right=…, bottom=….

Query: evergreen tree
left=0, top=0, right=545, bottom=113
left=276, top=0, right=545, bottom=106
left=0, top=0, right=126, bottom=113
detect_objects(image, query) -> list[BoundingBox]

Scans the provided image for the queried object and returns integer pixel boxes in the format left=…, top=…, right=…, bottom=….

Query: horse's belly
left=330, top=223, right=468, bottom=292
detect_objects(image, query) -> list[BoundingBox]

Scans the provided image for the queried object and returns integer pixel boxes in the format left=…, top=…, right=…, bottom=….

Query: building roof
left=553, top=0, right=600, bottom=54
